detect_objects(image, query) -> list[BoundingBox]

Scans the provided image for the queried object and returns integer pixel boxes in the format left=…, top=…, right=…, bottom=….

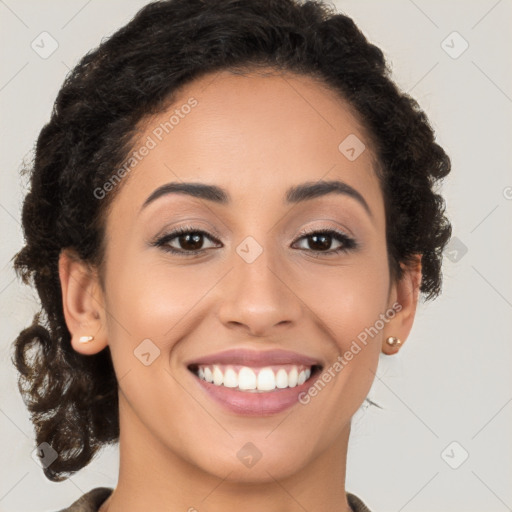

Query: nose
left=216, top=248, right=303, bottom=337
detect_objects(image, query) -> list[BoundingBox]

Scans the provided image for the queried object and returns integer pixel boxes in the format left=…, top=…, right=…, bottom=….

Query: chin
left=192, top=440, right=314, bottom=483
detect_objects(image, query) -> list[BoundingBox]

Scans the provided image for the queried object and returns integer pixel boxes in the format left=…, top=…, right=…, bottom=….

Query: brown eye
left=154, top=228, right=222, bottom=255
left=175, top=232, right=204, bottom=251
left=305, top=233, right=333, bottom=251
left=292, top=229, right=356, bottom=254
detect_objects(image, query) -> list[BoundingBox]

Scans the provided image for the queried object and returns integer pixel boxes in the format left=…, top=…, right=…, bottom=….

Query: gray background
left=1, top=1, right=511, bottom=511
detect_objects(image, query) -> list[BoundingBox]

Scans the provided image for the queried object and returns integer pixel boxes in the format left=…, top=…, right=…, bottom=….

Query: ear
left=58, top=249, right=108, bottom=355
left=382, top=254, right=422, bottom=355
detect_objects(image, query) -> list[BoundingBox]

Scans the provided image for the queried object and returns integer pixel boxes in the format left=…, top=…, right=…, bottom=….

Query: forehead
left=108, top=68, right=383, bottom=221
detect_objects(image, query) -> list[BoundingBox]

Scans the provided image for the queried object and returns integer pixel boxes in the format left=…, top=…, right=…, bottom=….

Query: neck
left=104, top=396, right=354, bottom=512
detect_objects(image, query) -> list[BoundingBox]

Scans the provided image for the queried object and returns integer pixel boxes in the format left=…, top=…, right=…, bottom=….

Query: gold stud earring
left=385, top=336, right=402, bottom=347
left=79, top=335, right=95, bottom=344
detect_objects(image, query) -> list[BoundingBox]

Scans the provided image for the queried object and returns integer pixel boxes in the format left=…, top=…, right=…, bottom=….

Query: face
left=68, top=69, right=414, bottom=483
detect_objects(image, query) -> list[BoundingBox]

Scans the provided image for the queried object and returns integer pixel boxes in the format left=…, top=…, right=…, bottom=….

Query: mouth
left=186, top=349, right=324, bottom=416
left=188, top=363, right=323, bottom=392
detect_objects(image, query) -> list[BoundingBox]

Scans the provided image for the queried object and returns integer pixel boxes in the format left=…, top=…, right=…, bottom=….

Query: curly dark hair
left=12, top=0, right=451, bottom=482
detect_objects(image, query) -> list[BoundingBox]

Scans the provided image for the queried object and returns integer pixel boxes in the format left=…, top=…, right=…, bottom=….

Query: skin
left=59, top=69, right=421, bottom=512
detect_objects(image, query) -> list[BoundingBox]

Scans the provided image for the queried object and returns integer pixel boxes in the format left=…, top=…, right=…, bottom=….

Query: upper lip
left=186, top=348, right=323, bottom=368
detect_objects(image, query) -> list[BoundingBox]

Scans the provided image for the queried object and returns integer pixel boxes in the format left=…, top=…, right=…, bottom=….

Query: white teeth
left=275, top=368, right=288, bottom=389
left=238, top=367, right=257, bottom=390
left=257, top=367, right=276, bottom=391
left=204, top=367, right=213, bottom=383
left=195, top=364, right=315, bottom=392
left=213, top=365, right=223, bottom=386
left=223, top=368, right=238, bottom=388
left=288, top=367, right=298, bottom=387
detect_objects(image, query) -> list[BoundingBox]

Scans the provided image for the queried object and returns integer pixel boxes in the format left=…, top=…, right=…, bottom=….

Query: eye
left=292, top=228, right=357, bottom=255
left=151, top=226, right=357, bottom=257
left=153, top=227, right=222, bottom=255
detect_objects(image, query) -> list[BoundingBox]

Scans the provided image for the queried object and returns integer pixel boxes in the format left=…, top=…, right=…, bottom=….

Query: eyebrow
left=141, top=180, right=372, bottom=218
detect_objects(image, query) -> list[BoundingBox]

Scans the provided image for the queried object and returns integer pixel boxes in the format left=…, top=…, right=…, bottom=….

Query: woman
left=12, top=0, right=451, bottom=510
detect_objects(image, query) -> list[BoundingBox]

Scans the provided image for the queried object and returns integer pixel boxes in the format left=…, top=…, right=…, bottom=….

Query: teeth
left=213, top=365, right=223, bottom=386
left=257, top=367, right=276, bottom=391
left=194, top=364, right=315, bottom=392
left=204, top=367, right=213, bottom=383
left=238, top=367, right=257, bottom=390
left=223, top=368, right=238, bottom=388
left=275, top=368, right=288, bottom=388
left=288, top=367, right=298, bottom=387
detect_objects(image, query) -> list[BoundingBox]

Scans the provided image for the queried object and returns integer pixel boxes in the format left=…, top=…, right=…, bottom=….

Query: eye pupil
left=180, top=233, right=203, bottom=250
left=309, top=234, right=331, bottom=251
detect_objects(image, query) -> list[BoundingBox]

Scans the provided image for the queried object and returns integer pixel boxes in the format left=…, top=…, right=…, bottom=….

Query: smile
left=191, top=364, right=319, bottom=392
left=186, top=348, right=324, bottom=415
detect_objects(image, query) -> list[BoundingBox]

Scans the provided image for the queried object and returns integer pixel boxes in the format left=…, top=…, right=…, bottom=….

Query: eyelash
left=152, top=225, right=358, bottom=257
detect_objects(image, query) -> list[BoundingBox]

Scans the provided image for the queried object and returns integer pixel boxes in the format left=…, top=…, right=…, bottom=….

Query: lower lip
left=191, top=370, right=320, bottom=416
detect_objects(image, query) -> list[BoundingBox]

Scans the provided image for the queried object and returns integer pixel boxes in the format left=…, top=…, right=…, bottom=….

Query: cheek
left=295, top=252, right=390, bottom=345
left=294, top=263, right=389, bottom=421
left=119, top=263, right=201, bottom=327
left=333, top=270, right=389, bottom=340
left=301, top=249, right=390, bottom=383
left=103, top=253, right=228, bottom=359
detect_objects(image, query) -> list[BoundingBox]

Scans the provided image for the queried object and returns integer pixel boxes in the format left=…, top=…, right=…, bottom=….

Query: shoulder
left=347, top=491, right=374, bottom=512
left=54, top=487, right=113, bottom=512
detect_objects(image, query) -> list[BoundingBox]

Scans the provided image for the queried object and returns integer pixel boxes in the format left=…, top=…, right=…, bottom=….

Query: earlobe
left=58, top=249, right=108, bottom=355
left=382, top=255, right=422, bottom=355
